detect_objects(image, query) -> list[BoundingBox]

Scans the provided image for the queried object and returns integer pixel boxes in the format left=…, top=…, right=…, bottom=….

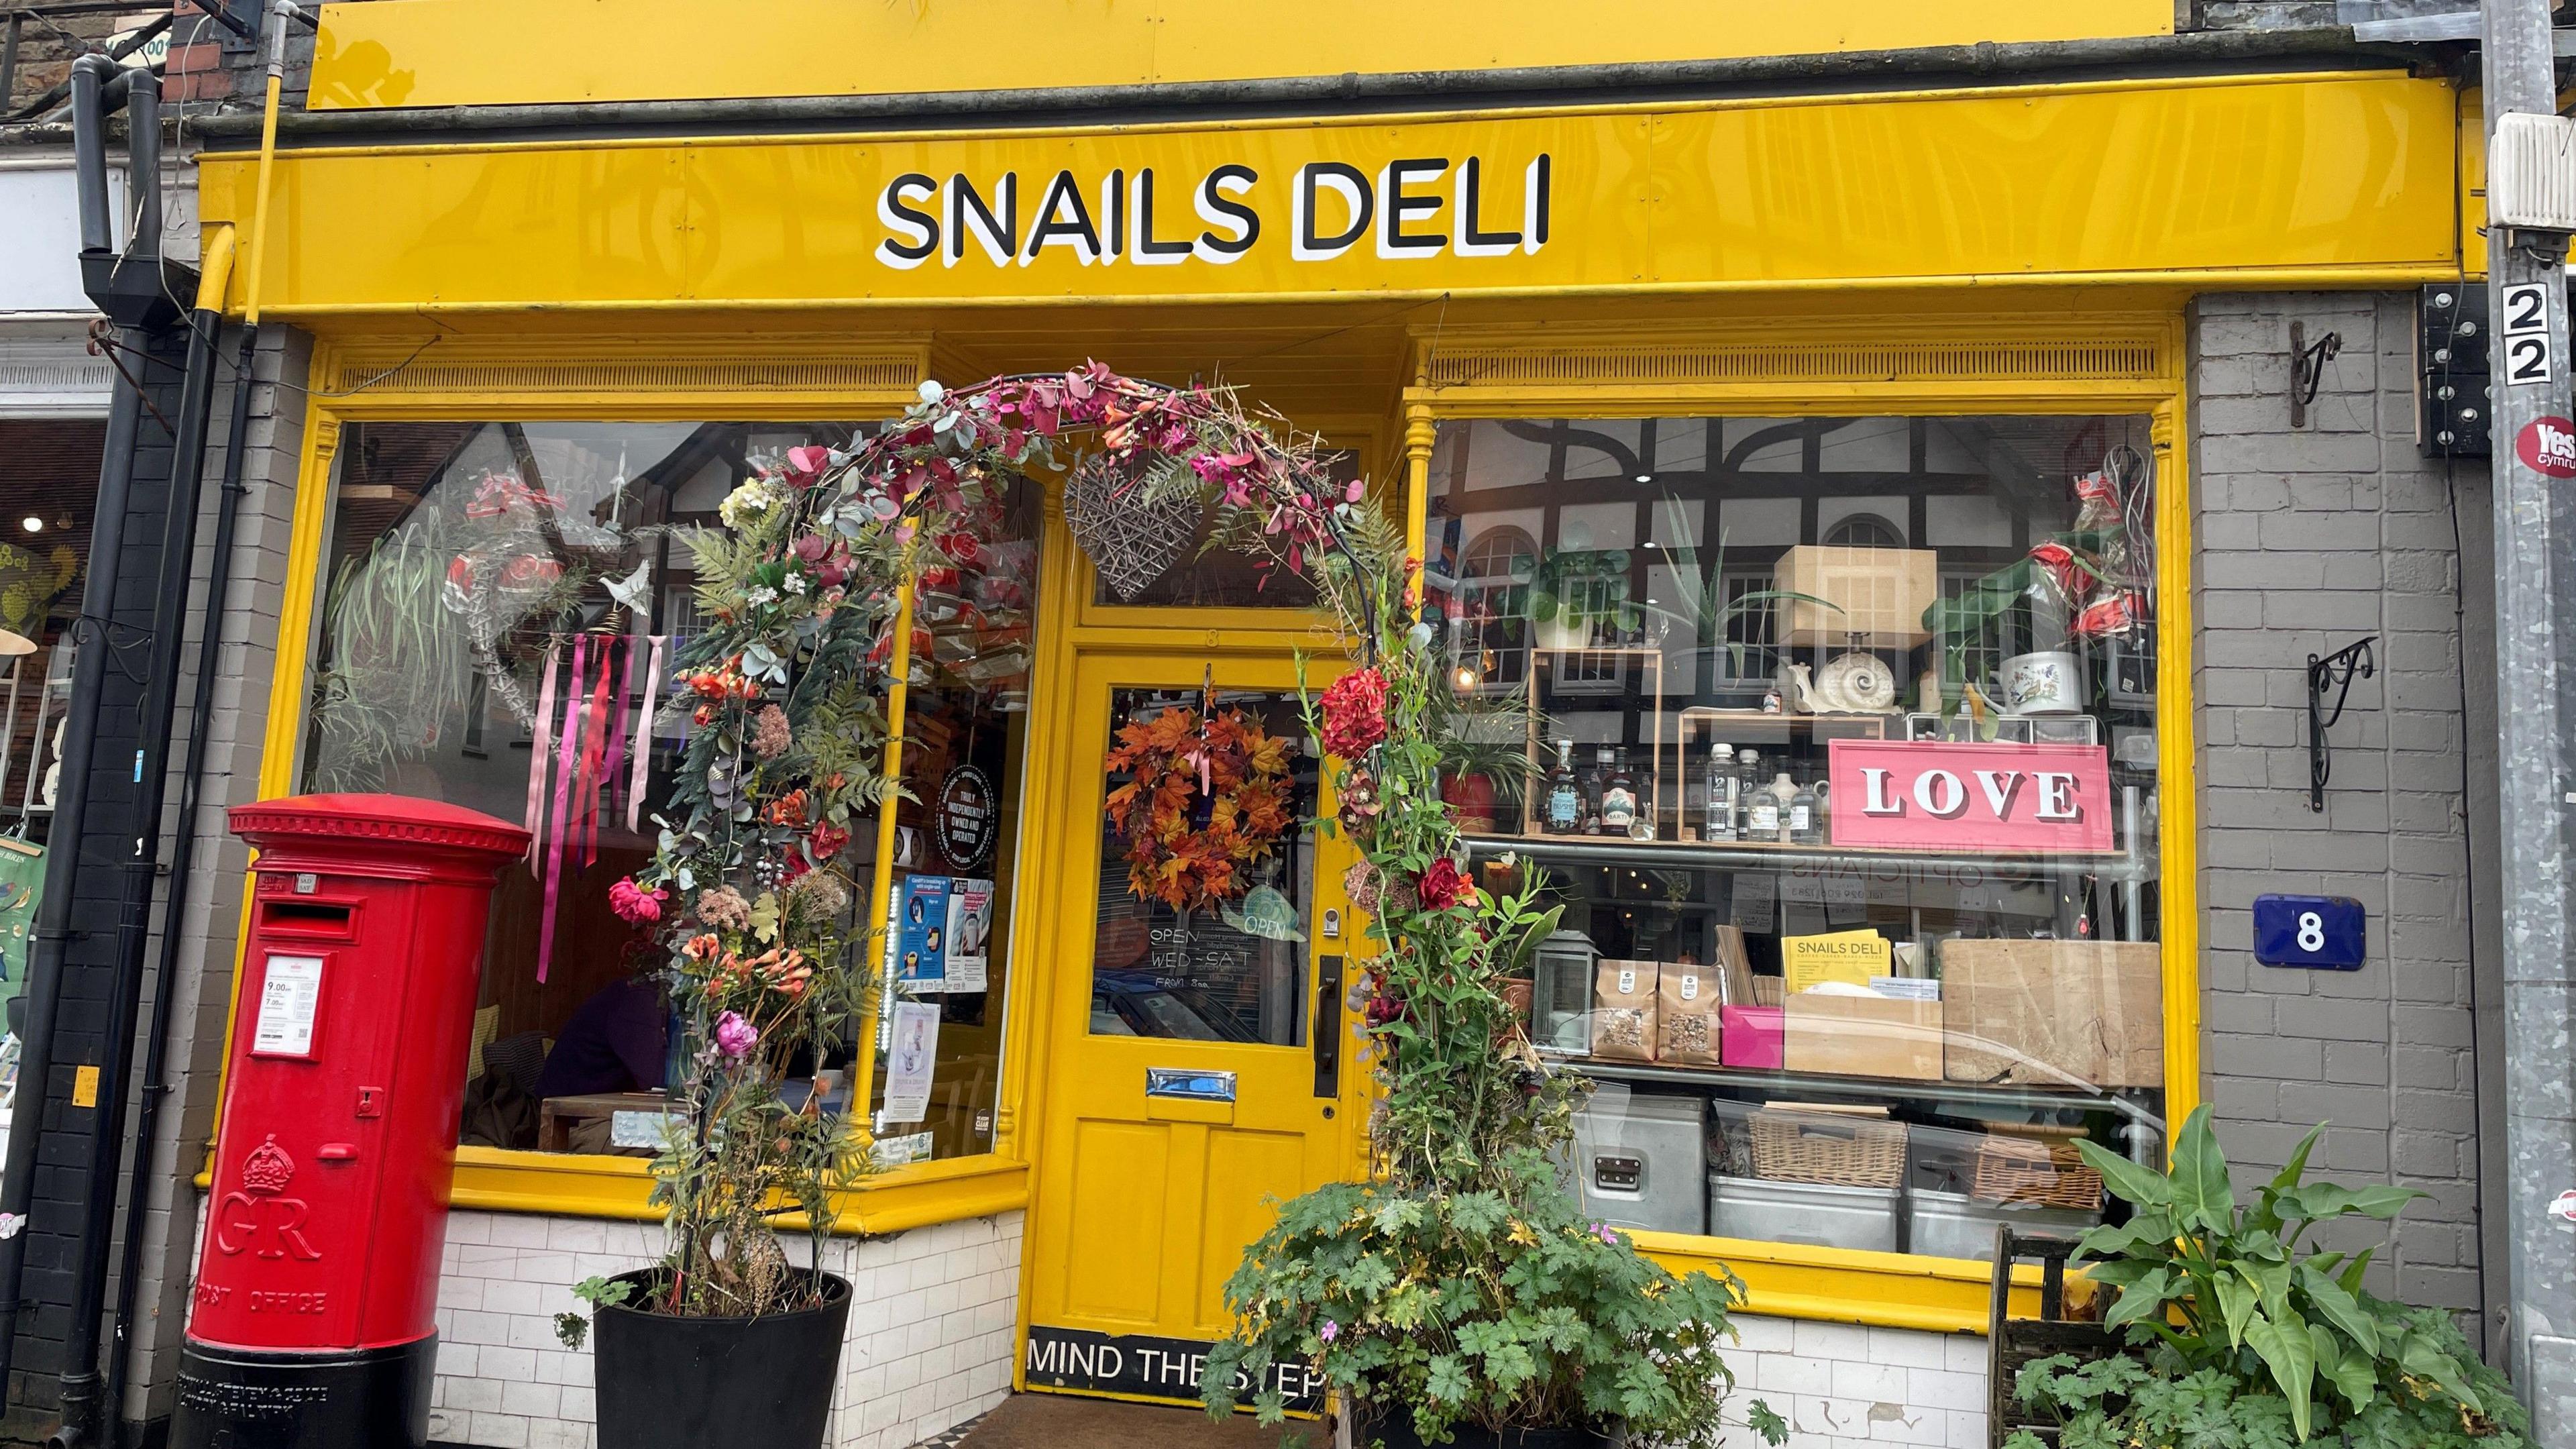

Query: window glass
left=1087, top=688, right=1318, bottom=1044
left=1429, top=415, right=2163, bottom=1261
left=309, top=422, right=1038, bottom=1168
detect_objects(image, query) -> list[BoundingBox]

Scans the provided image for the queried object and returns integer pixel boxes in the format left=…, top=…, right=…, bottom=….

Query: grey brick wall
left=2189, top=293, right=2497, bottom=1342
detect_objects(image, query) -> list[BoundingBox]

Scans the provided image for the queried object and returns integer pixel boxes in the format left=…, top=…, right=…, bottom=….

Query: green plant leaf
left=2214, top=1271, right=2259, bottom=1349
left=2397, top=1328, right=2483, bottom=1415
left=2337, top=1246, right=2375, bottom=1297
left=2075, top=1135, right=2176, bottom=1210
left=2290, top=1183, right=2424, bottom=1222
left=2296, top=1263, right=2379, bottom=1357
left=2322, top=1335, right=2379, bottom=1415
left=2104, top=1265, right=2178, bottom=1332
left=2251, top=1124, right=2327, bottom=1233
left=2169, top=1106, right=2237, bottom=1232
left=2244, top=1309, right=2317, bottom=1441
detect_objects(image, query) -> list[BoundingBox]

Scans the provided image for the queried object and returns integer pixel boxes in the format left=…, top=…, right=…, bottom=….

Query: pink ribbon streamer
left=524, top=642, right=562, bottom=877
left=537, top=635, right=587, bottom=984
left=627, top=635, right=666, bottom=833
left=600, top=635, right=634, bottom=828
left=578, top=642, right=614, bottom=869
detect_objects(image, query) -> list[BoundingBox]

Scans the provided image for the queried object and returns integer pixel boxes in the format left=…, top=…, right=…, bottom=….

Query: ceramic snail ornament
left=1776, top=654, right=1899, bottom=714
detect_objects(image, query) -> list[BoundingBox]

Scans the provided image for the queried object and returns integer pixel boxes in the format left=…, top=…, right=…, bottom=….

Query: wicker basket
left=1750, top=1109, right=1907, bottom=1187
left=1972, top=1129, right=2105, bottom=1210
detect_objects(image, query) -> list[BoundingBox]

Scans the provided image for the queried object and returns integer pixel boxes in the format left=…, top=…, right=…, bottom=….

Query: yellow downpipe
left=1403, top=399, right=1435, bottom=610
left=241, top=66, right=286, bottom=324
left=193, top=224, right=237, bottom=315
left=849, top=564, right=918, bottom=1144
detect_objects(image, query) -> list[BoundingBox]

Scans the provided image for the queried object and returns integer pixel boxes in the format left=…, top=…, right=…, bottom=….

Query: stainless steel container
left=1569, top=1089, right=1707, bottom=1236
left=1707, top=1173, right=1900, bottom=1252
left=1907, top=1188, right=2096, bottom=1261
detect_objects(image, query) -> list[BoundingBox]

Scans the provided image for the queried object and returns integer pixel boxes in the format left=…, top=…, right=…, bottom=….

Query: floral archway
left=612, top=363, right=1773, bottom=1447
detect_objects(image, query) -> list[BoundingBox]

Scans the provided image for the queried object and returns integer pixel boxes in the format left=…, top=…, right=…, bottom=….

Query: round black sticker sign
left=935, top=764, right=998, bottom=871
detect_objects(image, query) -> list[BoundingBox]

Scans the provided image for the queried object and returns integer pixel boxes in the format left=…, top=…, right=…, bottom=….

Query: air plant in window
left=1636, top=499, right=1844, bottom=688
left=307, top=511, right=477, bottom=791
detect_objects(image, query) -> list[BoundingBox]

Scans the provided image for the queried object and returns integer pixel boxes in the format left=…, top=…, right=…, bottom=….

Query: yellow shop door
left=1022, top=649, right=1361, bottom=1408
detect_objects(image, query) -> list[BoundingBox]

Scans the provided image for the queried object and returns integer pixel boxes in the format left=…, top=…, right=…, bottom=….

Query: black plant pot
left=592, top=1270, right=851, bottom=1449
left=1357, top=1408, right=1615, bottom=1449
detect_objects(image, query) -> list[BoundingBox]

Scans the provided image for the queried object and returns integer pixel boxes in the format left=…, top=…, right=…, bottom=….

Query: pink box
left=1721, top=1006, right=1784, bottom=1069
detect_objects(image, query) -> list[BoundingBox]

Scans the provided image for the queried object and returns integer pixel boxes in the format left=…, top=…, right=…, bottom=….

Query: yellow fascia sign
left=199, top=73, right=2461, bottom=317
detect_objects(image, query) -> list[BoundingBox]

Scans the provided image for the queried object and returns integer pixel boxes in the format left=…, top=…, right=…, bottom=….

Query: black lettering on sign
left=1023, top=1324, right=1324, bottom=1412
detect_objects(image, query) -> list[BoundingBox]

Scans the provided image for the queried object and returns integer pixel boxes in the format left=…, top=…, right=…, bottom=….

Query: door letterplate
left=1144, top=1067, right=1236, bottom=1104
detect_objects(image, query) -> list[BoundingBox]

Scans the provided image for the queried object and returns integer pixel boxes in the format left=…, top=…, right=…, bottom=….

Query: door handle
left=1313, top=954, right=1342, bottom=1097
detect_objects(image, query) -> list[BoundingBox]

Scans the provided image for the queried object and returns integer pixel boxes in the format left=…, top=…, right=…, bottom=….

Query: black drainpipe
left=0, top=54, right=148, bottom=1413
left=99, top=315, right=254, bottom=1449
left=48, top=64, right=223, bottom=1448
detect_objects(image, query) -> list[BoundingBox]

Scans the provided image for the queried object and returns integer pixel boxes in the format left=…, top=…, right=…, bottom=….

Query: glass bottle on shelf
left=1705, top=743, right=1737, bottom=843
left=1603, top=749, right=1644, bottom=840
left=1813, top=778, right=1833, bottom=845
left=1791, top=776, right=1819, bottom=844
left=1584, top=745, right=1615, bottom=836
left=1769, top=771, right=1799, bottom=845
left=1743, top=751, right=1779, bottom=841
left=1543, top=739, right=1582, bottom=835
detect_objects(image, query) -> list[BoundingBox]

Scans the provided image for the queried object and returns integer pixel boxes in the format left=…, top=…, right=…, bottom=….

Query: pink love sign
left=1827, top=739, right=2114, bottom=854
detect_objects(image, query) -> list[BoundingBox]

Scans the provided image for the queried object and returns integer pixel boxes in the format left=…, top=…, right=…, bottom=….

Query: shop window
left=305, top=422, right=1040, bottom=1170
left=1426, top=414, right=2162, bottom=1264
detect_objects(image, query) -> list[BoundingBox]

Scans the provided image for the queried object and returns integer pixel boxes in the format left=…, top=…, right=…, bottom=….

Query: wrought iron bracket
left=2290, top=321, right=2343, bottom=429
left=2307, top=636, right=2375, bottom=811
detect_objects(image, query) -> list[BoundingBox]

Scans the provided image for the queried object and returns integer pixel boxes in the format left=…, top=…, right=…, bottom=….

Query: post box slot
left=258, top=900, right=356, bottom=939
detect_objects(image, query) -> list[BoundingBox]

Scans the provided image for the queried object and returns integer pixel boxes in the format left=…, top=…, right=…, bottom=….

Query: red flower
left=1319, top=667, right=1389, bottom=759
left=1417, top=857, right=1474, bottom=911
left=608, top=878, right=665, bottom=925
left=808, top=822, right=851, bottom=860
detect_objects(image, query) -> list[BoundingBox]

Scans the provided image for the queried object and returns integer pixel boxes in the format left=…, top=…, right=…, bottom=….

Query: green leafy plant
left=1200, top=496, right=1775, bottom=1444
left=1529, top=547, right=1636, bottom=643
left=2002, top=1106, right=2524, bottom=1447
left=307, top=513, right=476, bottom=790
left=1205, top=1161, right=1784, bottom=1446
left=552, top=1274, right=638, bottom=1351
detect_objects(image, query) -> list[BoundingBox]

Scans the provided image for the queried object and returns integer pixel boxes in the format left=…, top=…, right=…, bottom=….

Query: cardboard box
left=1783, top=994, right=1944, bottom=1081
left=1720, top=1005, right=1784, bottom=1069
left=1772, top=545, right=1939, bottom=647
left=1941, top=940, right=2163, bottom=1087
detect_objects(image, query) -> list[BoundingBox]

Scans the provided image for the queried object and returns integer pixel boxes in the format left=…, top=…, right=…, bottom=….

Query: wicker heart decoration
left=1065, top=453, right=1199, bottom=600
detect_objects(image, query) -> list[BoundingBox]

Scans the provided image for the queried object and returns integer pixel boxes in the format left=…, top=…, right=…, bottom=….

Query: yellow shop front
left=191, top=47, right=2469, bottom=1410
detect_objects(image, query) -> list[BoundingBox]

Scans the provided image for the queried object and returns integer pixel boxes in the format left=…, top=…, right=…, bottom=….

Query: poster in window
left=943, top=879, right=994, bottom=992
left=880, top=1001, right=940, bottom=1125
left=898, top=875, right=950, bottom=991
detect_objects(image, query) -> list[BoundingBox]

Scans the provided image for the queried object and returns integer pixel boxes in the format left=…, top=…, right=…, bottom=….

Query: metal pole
left=2477, top=0, right=2576, bottom=1438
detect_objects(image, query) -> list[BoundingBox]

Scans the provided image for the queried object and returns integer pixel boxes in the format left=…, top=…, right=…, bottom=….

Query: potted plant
left=2004, top=1106, right=2526, bottom=1448
left=547, top=448, right=892, bottom=1449
left=1528, top=547, right=1634, bottom=651
left=1201, top=516, right=1782, bottom=1448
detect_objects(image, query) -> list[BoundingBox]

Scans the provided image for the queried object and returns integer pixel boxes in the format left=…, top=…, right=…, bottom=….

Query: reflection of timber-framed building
left=0, top=3, right=2535, bottom=1444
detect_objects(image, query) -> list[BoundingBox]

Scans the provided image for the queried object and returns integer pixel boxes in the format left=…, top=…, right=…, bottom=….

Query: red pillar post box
left=172, top=795, right=529, bottom=1449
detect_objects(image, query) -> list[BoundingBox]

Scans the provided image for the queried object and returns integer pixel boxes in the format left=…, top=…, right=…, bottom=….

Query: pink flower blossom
left=714, top=1010, right=758, bottom=1059
left=608, top=878, right=665, bottom=925
left=1319, top=1320, right=1338, bottom=1343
